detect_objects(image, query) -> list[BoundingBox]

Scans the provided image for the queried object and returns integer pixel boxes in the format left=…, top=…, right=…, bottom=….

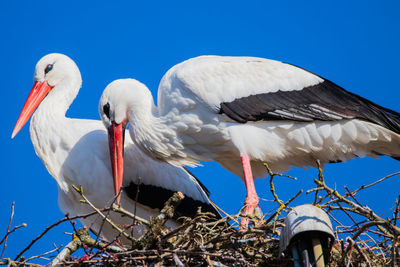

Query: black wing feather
left=219, top=78, right=400, bottom=135
left=124, top=181, right=221, bottom=220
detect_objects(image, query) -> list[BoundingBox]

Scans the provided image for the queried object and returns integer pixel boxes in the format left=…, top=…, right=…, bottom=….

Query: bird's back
left=155, top=56, right=400, bottom=176
left=157, top=55, right=323, bottom=113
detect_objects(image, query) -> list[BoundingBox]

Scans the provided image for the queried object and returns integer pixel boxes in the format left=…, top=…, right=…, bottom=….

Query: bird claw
left=252, top=206, right=264, bottom=226
left=239, top=205, right=264, bottom=230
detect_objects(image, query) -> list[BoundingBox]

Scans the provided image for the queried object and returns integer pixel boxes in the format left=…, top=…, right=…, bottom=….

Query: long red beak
left=107, top=121, right=126, bottom=203
left=12, top=81, right=53, bottom=138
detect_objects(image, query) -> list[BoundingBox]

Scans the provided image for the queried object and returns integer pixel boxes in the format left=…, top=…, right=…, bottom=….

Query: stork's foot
left=239, top=195, right=263, bottom=231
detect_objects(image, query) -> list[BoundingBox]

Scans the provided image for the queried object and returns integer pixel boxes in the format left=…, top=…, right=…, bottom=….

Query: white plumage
left=99, top=55, right=400, bottom=227
left=12, top=53, right=218, bottom=241
left=158, top=56, right=323, bottom=109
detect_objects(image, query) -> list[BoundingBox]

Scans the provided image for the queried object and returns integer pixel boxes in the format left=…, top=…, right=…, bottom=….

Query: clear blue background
left=1, top=0, right=400, bottom=263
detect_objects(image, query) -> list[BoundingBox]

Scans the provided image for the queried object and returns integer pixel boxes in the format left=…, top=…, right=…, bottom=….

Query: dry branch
left=1, top=164, right=400, bottom=266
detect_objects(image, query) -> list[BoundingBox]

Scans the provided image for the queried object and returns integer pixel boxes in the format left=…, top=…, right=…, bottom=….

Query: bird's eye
left=44, top=64, right=53, bottom=74
left=103, top=103, right=110, bottom=119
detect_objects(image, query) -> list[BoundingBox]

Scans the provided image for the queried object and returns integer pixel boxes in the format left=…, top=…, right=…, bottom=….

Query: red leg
left=240, top=153, right=260, bottom=230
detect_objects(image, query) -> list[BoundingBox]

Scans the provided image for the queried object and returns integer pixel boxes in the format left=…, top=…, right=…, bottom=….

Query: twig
left=173, top=253, right=184, bottom=267
left=89, top=186, right=120, bottom=255
left=161, top=216, right=208, bottom=242
left=352, top=221, right=388, bottom=241
left=345, top=237, right=355, bottom=266
left=50, top=239, right=81, bottom=266
left=208, top=199, right=239, bottom=225
left=72, top=185, right=139, bottom=244
left=0, top=224, right=26, bottom=248
left=111, top=204, right=149, bottom=225
left=138, top=192, right=185, bottom=248
left=313, top=160, right=323, bottom=205
left=0, top=259, right=42, bottom=267
left=14, top=211, right=99, bottom=261
left=392, top=195, right=400, bottom=267
left=1, top=202, right=16, bottom=259
left=50, top=227, right=124, bottom=266
left=343, top=186, right=363, bottom=207
left=22, top=245, right=62, bottom=264
left=353, top=241, right=372, bottom=267
left=263, top=163, right=301, bottom=228
left=351, top=172, right=400, bottom=194
left=264, top=189, right=302, bottom=225
left=315, top=177, right=400, bottom=236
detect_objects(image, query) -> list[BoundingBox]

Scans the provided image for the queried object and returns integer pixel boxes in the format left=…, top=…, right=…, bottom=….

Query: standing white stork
left=11, top=53, right=220, bottom=241
left=98, top=55, right=400, bottom=228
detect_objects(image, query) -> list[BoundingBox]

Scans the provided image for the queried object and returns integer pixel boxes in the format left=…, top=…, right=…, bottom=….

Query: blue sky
left=1, top=0, right=400, bottom=263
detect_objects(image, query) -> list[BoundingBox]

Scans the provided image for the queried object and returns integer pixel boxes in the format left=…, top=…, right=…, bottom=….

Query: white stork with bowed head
left=99, top=55, right=400, bottom=228
left=11, top=53, right=220, bottom=241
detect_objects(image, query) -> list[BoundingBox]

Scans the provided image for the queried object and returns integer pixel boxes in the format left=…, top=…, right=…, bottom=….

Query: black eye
left=45, top=64, right=53, bottom=74
left=103, top=103, right=110, bottom=119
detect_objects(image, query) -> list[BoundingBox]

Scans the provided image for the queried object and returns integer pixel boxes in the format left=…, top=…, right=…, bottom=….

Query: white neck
left=29, top=78, right=81, bottom=192
left=127, top=97, right=200, bottom=167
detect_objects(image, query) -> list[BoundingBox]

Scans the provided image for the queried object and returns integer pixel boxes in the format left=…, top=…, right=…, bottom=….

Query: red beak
left=107, top=121, right=126, bottom=203
left=12, top=81, right=53, bottom=138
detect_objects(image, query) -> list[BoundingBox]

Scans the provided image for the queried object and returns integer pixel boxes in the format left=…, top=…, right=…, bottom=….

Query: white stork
left=98, top=55, right=400, bottom=228
left=11, top=53, right=220, bottom=241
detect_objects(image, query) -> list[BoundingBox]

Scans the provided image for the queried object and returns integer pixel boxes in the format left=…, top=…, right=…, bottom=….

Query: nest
left=1, top=164, right=399, bottom=266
